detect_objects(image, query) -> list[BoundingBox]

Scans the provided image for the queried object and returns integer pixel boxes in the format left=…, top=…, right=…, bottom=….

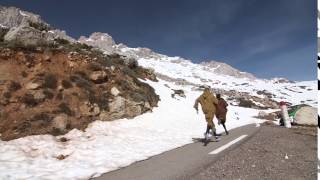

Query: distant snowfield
left=0, top=80, right=268, bottom=180
left=137, top=57, right=317, bottom=107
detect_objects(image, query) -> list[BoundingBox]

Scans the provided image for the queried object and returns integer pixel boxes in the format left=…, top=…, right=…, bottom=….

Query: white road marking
left=209, top=135, right=248, bottom=155
left=256, top=123, right=260, bottom=127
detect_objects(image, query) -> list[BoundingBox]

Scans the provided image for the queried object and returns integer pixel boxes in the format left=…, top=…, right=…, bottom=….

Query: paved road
left=94, top=124, right=260, bottom=180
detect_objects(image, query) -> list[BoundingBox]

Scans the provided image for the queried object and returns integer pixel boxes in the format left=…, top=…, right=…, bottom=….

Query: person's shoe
left=213, top=131, right=221, bottom=136
left=214, top=136, right=221, bottom=142
left=226, top=131, right=229, bottom=135
left=204, top=133, right=209, bottom=141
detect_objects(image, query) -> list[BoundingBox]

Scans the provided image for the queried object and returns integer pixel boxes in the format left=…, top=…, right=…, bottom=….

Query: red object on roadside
left=279, top=101, right=287, bottom=106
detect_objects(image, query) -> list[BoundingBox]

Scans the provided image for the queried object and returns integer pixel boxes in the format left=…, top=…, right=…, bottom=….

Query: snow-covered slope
left=0, top=80, right=266, bottom=179
left=79, top=32, right=317, bottom=107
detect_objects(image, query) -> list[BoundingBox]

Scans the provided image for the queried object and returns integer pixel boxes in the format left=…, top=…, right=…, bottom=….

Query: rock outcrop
left=79, top=32, right=115, bottom=54
left=0, top=6, right=75, bottom=46
left=4, top=25, right=48, bottom=46
left=0, top=40, right=159, bottom=141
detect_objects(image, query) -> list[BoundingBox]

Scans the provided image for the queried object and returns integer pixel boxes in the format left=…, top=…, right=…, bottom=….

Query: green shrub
left=88, top=62, right=102, bottom=71
left=71, top=92, right=79, bottom=97
left=31, top=113, right=51, bottom=122
left=21, top=71, right=28, bottom=78
left=3, top=91, right=11, bottom=99
left=74, top=71, right=88, bottom=78
left=8, top=81, right=22, bottom=92
left=238, top=98, right=255, bottom=108
left=51, top=127, right=63, bottom=136
left=43, top=73, right=58, bottom=89
left=61, top=79, right=73, bottom=89
left=21, top=93, right=38, bottom=107
left=70, top=74, right=92, bottom=91
left=16, top=122, right=31, bottom=133
left=122, top=66, right=136, bottom=77
left=55, top=38, right=70, bottom=45
left=0, top=28, right=9, bottom=42
left=73, top=43, right=92, bottom=51
left=88, top=93, right=109, bottom=111
left=55, top=92, right=63, bottom=100
left=43, top=89, right=54, bottom=99
left=58, top=102, right=73, bottom=116
left=28, top=21, right=50, bottom=31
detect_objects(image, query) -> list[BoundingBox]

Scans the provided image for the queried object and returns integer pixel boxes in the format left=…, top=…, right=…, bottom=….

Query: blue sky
left=1, top=0, right=317, bottom=80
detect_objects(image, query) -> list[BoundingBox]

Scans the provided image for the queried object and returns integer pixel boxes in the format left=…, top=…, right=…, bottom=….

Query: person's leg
left=204, top=116, right=212, bottom=140
left=210, top=114, right=220, bottom=139
left=211, top=122, right=216, bottom=136
left=222, top=122, right=229, bottom=135
left=206, top=124, right=211, bottom=134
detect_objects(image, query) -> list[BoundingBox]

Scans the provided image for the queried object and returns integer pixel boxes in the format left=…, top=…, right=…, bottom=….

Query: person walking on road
left=194, top=86, right=220, bottom=141
left=216, top=94, right=229, bottom=135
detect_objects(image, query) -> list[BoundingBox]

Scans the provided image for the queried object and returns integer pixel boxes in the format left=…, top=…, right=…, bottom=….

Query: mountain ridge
left=79, top=32, right=260, bottom=80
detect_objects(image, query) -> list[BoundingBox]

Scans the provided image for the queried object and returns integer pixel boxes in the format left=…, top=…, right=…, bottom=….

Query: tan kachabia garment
left=194, top=89, right=218, bottom=127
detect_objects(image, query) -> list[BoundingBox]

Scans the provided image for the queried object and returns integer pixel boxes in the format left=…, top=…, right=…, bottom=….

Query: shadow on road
left=192, top=138, right=218, bottom=146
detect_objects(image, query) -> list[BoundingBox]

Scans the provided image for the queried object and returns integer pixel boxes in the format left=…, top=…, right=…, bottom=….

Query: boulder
left=92, top=103, right=100, bottom=116
left=99, top=111, right=109, bottom=120
left=257, top=111, right=277, bottom=121
left=258, top=111, right=267, bottom=118
left=26, top=82, right=41, bottom=90
left=4, top=25, right=49, bottom=46
left=78, top=32, right=115, bottom=54
left=171, top=89, right=186, bottom=98
left=108, top=96, right=126, bottom=119
left=294, top=106, right=317, bottom=126
left=32, top=91, right=45, bottom=102
left=79, top=102, right=100, bottom=116
left=43, top=55, right=51, bottom=62
left=144, top=102, right=151, bottom=111
left=79, top=102, right=92, bottom=116
left=89, top=71, right=107, bottom=83
left=126, top=101, right=142, bottom=117
left=52, top=114, right=68, bottom=131
left=107, top=96, right=143, bottom=120
left=111, top=87, right=120, bottom=96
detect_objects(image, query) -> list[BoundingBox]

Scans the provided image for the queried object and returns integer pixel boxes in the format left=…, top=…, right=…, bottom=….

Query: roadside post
left=280, top=101, right=291, bottom=128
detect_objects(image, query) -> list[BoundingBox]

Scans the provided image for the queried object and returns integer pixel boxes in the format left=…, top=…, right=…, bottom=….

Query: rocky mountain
left=79, top=32, right=258, bottom=80
left=0, top=6, right=75, bottom=46
left=270, top=77, right=295, bottom=84
left=200, top=61, right=256, bottom=79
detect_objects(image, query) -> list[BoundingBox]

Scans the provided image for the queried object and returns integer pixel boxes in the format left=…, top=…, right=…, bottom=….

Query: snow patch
left=19, top=10, right=29, bottom=17
left=0, top=24, right=7, bottom=28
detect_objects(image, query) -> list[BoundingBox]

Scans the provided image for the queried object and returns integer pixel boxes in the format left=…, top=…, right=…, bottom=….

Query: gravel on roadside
left=191, top=123, right=317, bottom=180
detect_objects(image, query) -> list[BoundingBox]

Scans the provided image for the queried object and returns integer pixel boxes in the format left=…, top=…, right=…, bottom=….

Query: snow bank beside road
left=0, top=80, right=264, bottom=179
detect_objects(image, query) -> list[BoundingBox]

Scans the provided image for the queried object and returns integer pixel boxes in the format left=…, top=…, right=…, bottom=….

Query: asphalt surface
left=94, top=124, right=260, bottom=180
left=191, top=124, right=317, bottom=180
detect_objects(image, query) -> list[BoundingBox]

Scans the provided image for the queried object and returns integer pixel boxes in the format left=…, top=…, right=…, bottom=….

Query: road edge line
left=209, top=135, right=248, bottom=155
